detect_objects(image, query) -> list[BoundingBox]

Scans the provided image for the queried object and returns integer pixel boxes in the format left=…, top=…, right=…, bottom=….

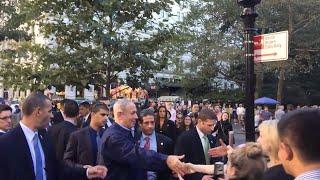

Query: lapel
left=191, top=128, right=206, bottom=164
left=15, top=125, right=36, bottom=178
left=207, top=135, right=216, bottom=148
left=84, top=128, right=94, bottom=164
left=155, top=134, right=165, bottom=154
left=38, top=129, right=50, bottom=175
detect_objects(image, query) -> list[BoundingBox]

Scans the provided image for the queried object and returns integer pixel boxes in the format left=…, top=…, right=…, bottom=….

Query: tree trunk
left=277, top=0, right=292, bottom=104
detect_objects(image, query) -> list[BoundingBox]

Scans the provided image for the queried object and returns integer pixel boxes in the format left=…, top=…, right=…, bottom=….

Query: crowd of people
left=0, top=93, right=320, bottom=180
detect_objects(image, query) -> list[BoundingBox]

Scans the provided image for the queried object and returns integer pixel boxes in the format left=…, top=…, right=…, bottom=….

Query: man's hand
left=208, top=139, right=228, bottom=157
left=86, top=165, right=108, bottom=179
left=166, top=155, right=188, bottom=176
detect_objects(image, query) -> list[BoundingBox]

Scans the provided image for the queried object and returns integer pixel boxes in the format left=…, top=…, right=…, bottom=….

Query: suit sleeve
left=63, top=133, right=83, bottom=168
left=174, top=133, right=185, bottom=157
left=103, top=133, right=168, bottom=171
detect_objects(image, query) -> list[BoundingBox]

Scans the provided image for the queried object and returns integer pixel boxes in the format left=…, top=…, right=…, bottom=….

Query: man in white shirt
left=278, top=109, right=320, bottom=180
left=0, top=92, right=107, bottom=180
left=236, top=104, right=245, bottom=125
left=79, top=101, right=91, bottom=128
left=0, top=104, right=12, bottom=136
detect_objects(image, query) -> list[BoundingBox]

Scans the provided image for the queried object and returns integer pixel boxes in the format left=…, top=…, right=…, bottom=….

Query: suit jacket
left=51, top=111, right=64, bottom=125
left=48, top=121, right=78, bottom=161
left=135, top=132, right=174, bottom=180
left=0, top=124, right=86, bottom=180
left=81, top=114, right=92, bottom=128
left=64, top=127, right=96, bottom=167
left=175, top=128, right=217, bottom=180
left=0, top=132, right=5, bottom=136
left=101, top=123, right=169, bottom=180
left=155, top=119, right=177, bottom=143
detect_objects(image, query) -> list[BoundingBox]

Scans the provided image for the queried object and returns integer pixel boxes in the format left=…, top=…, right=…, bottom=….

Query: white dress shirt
left=0, top=129, right=6, bottom=134
left=20, top=121, right=46, bottom=180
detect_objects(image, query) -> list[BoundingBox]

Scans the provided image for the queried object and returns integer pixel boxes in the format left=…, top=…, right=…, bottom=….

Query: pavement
left=232, top=123, right=246, bottom=146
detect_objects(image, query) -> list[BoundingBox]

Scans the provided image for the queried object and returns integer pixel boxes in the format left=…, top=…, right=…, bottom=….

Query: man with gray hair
left=101, top=99, right=188, bottom=180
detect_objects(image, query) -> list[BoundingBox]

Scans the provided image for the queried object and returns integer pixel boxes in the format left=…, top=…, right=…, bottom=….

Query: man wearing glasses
left=175, top=109, right=218, bottom=180
left=0, top=104, right=12, bottom=136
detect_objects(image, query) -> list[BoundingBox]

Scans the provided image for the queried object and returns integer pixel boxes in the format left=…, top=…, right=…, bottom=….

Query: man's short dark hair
left=0, top=104, right=12, bottom=113
left=79, top=101, right=90, bottom=109
left=91, top=103, right=108, bottom=113
left=63, top=99, right=79, bottom=118
left=22, top=92, right=50, bottom=116
left=198, top=109, right=217, bottom=122
left=278, top=108, right=320, bottom=163
left=139, top=109, right=155, bottom=123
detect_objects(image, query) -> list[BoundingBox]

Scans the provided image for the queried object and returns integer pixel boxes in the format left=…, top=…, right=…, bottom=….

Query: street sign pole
left=238, top=0, right=261, bottom=142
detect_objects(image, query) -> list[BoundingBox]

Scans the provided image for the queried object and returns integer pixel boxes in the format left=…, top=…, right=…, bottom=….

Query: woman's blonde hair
left=228, top=142, right=266, bottom=180
left=258, top=120, right=280, bottom=161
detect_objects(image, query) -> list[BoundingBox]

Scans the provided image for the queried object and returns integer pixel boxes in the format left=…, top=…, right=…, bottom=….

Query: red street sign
left=254, top=31, right=288, bottom=62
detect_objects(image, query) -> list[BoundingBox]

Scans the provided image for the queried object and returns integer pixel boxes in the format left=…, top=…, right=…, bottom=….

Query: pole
left=239, top=1, right=260, bottom=142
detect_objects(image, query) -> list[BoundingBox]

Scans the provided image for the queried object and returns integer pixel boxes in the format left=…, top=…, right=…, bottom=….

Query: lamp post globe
left=237, top=0, right=261, bottom=7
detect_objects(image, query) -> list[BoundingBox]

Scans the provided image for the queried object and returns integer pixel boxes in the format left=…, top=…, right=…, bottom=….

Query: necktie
left=144, top=137, right=150, bottom=150
left=144, top=137, right=151, bottom=180
left=202, top=135, right=210, bottom=165
left=33, top=133, right=44, bottom=180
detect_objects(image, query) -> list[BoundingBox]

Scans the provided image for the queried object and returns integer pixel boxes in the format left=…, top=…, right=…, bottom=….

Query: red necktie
left=144, top=137, right=150, bottom=180
left=144, top=137, right=150, bottom=150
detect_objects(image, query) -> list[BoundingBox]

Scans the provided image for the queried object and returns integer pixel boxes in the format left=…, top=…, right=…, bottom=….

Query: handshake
left=166, top=155, right=212, bottom=175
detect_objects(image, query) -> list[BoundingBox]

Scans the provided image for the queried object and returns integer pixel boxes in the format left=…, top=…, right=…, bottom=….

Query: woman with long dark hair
left=155, top=105, right=176, bottom=142
left=180, top=115, right=194, bottom=132
left=213, top=112, right=233, bottom=146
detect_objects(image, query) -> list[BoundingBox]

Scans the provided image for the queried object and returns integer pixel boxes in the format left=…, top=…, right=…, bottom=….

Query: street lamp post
left=237, top=0, right=261, bottom=142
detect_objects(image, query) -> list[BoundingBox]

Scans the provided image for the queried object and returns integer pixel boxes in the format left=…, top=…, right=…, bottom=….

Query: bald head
left=113, top=99, right=138, bottom=128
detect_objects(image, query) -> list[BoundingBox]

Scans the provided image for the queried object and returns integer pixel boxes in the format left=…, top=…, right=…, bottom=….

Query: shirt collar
left=117, top=122, right=131, bottom=131
left=20, top=121, right=37, bottom=142
left=0, top=129, right=6, bottom=133
left=64, top=118, right=77, bottom=126
left=295, top=169, right=320, bottom=180
left=84, top=113, right=90, bottom=121
left=141, top=131, right=156, bottom=140
left=196, top=125, right=205, bottom=139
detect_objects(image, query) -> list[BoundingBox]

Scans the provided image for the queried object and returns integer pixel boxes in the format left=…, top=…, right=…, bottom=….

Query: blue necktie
left=33, top=133, right=44, bottom=180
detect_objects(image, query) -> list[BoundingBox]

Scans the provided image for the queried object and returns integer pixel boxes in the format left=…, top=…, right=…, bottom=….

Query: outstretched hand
left=166, top=155, right=188, bottom=176
left=208, top=139, right=228, bottom=157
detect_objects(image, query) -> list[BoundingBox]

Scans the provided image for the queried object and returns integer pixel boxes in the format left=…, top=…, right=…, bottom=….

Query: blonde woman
left=184, top=142, right=266, bottom=180
left=257, top=120, right=294, bottom=180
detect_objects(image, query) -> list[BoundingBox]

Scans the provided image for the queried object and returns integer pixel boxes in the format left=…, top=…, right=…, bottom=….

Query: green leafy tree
left=0, top=0, right=177, bottom=95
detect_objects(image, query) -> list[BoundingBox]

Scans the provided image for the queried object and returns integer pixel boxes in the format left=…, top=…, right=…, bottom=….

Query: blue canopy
left=254, top=97, right=279, bottom=105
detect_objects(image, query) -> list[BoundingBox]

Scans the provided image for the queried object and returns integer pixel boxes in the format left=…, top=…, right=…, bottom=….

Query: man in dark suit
left=175, top=109, right=218, bottom=180
left=48, top=99, right=80, bottom=161
left=0, top=104, right=12, bottom=136
left=50, top=99, right=68, bottom=125
left=136, top=109, right=174, bottom=180
left=101, top=99, right=188, bottom=180
left=79, top=101, right=91, bottom=128
left=0, top=92, right=107, bottom=180
left=64, top=103, right=109, bottom=167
